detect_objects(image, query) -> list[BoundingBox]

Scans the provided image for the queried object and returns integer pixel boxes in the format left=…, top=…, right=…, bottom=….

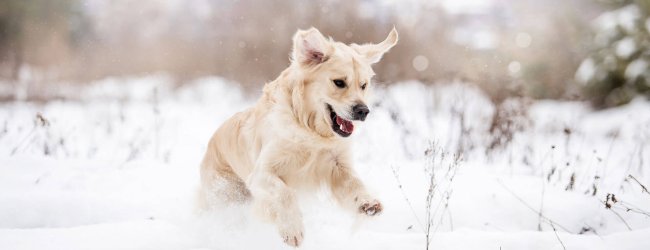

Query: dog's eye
left=361, top=83, right=367, bottom=90
left=333, top=79, right=346, bottom=88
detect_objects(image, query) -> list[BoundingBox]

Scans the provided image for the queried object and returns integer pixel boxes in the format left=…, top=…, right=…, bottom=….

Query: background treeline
left=0, top=0, right=648, bottom=107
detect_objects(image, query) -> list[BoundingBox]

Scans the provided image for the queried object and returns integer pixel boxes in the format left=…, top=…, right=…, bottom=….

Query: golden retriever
left=198, top=27, right=398, bottom=247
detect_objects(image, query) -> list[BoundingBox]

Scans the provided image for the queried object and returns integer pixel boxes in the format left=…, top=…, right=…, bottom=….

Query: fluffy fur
left=198, top=27, right=398, bottom=247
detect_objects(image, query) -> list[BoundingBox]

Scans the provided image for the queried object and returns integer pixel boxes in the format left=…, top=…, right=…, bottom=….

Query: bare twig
left=497, top=179, right=573, bottom=233
left=618, top=200, right=650, bottom=218
left=602, top=130, right=619, bottom=178
left=390, top=164, right=425, bottom=232
left=627, top=175, right=650, bottom=196
left=430, top=165, right=459, bottom=240
left=422, top=142, right=461, bottom=250
left=498, top=178, right=572, bottom=249
left=602, top=194, right=650, bottom=218
left=11, top=113, right=50, bottom=155
left=539, top=146, right=555, bottom=231
left=609, top=208, right=632, bottom=231
left=549, top=222, right=567, bottom=250
left=603, top=194, right=633, bottom=231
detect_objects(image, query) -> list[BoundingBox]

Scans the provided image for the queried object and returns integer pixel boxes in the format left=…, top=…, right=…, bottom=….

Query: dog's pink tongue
left=336, top=116, right=354, bottom=134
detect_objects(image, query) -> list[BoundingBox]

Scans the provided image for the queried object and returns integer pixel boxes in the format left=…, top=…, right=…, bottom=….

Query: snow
left=593, top=4, right=642, bottom=47
left=594, top=4, right=641, bottom=34
left=1, top=77, right=650, bottom=249
left=616, top=5, right=642, bottom=33
left=625, top=59, right=648, bottom=80
left=615, top=37, right=636, bottom=59
left=576, top=58, right=596, bottom=84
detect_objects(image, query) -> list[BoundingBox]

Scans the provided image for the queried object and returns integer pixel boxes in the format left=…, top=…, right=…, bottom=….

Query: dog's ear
left=352, top=27, right=398, bottom=64
left=292, top=27, right=331, bottom=67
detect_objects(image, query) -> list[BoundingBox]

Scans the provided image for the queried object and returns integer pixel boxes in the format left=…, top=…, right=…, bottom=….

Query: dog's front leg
left=329, top=159, right=382, bottom=216
left=249, top=164, right=304, bottom=247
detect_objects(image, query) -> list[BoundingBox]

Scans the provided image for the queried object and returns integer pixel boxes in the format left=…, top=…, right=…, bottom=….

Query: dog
left=198, top=27, right=398, bottom=247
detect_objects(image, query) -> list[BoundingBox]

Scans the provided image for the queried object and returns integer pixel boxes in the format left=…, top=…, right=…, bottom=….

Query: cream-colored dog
left=198, top=27, right=398, bottom=247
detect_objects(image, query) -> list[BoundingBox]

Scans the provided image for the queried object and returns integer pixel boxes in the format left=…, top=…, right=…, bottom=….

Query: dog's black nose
left=352, top=103, right=369, bottom=121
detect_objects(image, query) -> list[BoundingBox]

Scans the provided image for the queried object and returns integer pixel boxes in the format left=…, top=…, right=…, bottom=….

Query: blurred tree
left=577, top=0, right=650, bottom=107
left=0, top=0, right=82, bottom=80
left=0, top=0, right=619, bottom=106
left=0, top=0, right=26, bottom=79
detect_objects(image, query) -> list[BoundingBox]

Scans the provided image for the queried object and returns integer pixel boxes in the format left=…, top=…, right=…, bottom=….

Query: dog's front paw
left=359, top=199, right=382, bottom=216
left=279, top=224, right=304, bottom=247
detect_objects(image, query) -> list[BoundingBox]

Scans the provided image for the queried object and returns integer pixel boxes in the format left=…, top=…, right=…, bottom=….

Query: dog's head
left=289, top=27, right=398, bottom=138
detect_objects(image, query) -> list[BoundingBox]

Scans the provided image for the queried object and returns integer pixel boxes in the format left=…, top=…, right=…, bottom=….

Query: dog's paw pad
left=359, top=200, right=382, bottom=216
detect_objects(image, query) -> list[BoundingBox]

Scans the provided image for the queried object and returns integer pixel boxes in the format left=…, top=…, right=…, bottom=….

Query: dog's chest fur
left=260, top=126, right=349, bottom=187
left=276, top=143, right=347, bottom=186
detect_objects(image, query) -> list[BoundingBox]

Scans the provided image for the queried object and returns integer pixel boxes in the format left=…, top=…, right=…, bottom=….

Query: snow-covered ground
left=1, top=76, right=649, bottom=250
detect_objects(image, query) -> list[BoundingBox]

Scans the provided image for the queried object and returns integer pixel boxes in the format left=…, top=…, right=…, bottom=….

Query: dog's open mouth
left=327, top=104, right=353, bottom=137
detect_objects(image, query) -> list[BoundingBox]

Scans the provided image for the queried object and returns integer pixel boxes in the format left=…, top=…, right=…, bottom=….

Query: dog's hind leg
left=197, top=152, right=251, bottom=211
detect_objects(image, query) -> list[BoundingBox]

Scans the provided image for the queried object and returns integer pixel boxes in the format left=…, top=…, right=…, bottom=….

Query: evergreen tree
left=576, top=0, right=650, bottom=107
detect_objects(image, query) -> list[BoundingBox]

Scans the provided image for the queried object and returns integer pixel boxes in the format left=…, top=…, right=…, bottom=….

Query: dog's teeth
left=339, top=124, right=344, bottom=131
